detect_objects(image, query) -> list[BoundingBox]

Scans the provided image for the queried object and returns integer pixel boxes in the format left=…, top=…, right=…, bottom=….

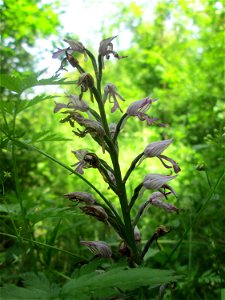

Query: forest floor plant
left=52, top=36, right=181, bottom=288
left=0, top=36, right=185, bottom=299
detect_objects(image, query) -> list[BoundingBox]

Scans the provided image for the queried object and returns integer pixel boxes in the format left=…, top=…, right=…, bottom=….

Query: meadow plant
left=53, top=36, right=181, bottom=266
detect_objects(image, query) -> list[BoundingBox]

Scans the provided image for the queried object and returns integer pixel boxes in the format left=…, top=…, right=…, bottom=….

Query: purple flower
left=52, top=39, right=87, bottom=61
left=140, top=139, right=181, bottom=174
left=144, top=139, right=173, bottom=157
left=71, top=150, right=100, bottom=174
left=150, top=195, right=179, bottom=213
left=53, top=95, right=89, bottom=113
left=126, top=97, right=165, bottom=126
left=80, top=241, right=112, bottom=258
left=103, top=83, right=125, bottom=113
left=99, top=36, right=127, bottom=67
left=142, top=174, right=177, bottom=196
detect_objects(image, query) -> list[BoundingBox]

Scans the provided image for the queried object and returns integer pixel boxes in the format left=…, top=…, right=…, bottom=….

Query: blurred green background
left=0, top=0, right=224, bottom=299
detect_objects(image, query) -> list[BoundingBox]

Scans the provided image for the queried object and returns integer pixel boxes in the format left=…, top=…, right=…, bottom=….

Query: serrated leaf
left=63, top=266, right=182, bottom=299
left=16, top=94, right=57, bottom=113
left=0, top=74, right=23, bottom=93
left=27, top=130, right=72, bottom=143
left=0, top=285, right=49, bottom=299
left=0, top=71, right=77, bottom=94
left=0, top=273, right=61, bottom=299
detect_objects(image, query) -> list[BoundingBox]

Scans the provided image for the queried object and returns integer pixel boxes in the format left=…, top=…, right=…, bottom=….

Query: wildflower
left=71, top=150, right=100, bottom=174
left=77, top=73, right=94, bottom=93
left=127, top=97, right=166, bottom=127
left=150, top=195, right=179, bottom=214
left=137, top=192, right=166, bottom=216
left=52, top=39, right=87, bottom=61
left=80, top=241, right=112, bottom=258
left=144, top=139, right=173, bottom=157
left=103, top=83, right=125, bottom=113
left=64, top=191, right=95, bottom=205
left=99, top=36, right=127, bottom=67
left=80, top=205, right=108, bottom=222
left=143, top=174, right=177, bottom=190
left=142, top=174, right=177, bottom=196
left=140, top=139, right=181, bottom=174
left=72, top=115, right=106, bottom=152
left=54, top=95, right=89, bottom=113
left=74, top=117, right=105, bottom=139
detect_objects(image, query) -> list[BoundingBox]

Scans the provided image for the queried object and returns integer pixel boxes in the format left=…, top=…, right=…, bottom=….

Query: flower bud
left=64, top=191, right=95, bottom=205
left=80, top=241, right=112, bottom=257
left=80, top=205, right=108, bottom=222
left=150, top=196, right=179, bottom=214
left=77, top=73, right=94, bottom=92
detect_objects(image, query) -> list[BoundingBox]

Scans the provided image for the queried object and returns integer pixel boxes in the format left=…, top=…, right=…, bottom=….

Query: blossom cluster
left=53, top=36, right=181, bottom=262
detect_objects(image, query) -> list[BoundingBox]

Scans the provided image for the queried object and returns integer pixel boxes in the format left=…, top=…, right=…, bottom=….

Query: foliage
left=99, top=0, right=225, bottom=298
left=0, top=1, right=224, bottom=299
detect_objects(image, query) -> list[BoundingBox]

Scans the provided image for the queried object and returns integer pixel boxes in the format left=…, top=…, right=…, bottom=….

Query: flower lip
left=103, top=83, right=125, bottom=113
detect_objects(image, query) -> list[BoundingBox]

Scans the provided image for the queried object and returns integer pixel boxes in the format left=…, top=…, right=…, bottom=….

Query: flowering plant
left=53, top=36, right=181, bottom=265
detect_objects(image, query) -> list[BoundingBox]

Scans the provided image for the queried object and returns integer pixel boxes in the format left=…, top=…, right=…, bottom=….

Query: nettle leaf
left=16, top=94, right=57, bottom=114
left=0, top=94, right=56, bottom=115
left=62, top=266, right=182, bottom=299
left=0, top=285, right=48, bottom=299
left=0, top=273, right=61, bottom=300
left=25, top=130, right=72, bottom=143
left=0, top=70, right=77, bottom=94
left=0, top=74, right=23, bottom=93
left=27, top=207, right=70, bottom=224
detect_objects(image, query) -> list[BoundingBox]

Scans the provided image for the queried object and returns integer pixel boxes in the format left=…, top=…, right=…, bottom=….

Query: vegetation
left=0, top=0, right=224, bottom=299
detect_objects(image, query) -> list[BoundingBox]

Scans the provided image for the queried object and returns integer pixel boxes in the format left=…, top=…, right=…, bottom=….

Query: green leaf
left=63, top=266, right=182, bottom=299
left=0, top=71, right=77, bottom=94
left=0, top=273, right=61, bottom=299
left=26, top=130, right=72, bottom=143
left=0, top=74, right=23, bottom=93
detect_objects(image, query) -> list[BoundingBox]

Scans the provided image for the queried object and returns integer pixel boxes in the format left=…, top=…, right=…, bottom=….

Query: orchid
left=80, top=241, right=112, bottom=258
left=99, top=36, right=127, bottom=67
left=52, top=35, right=181, bottom=265
left=142, top=174, right=177, bottom=196
left=54, top=95, right=89, bottom=113
left=52, top=39, right=87, bottom=61
left=126, top=97, right=166, bottom=126
left=103, top=83, right=125, bottom=113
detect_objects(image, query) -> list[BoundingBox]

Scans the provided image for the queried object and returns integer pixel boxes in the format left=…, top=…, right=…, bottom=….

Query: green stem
left=85, top=49, right=99, bottom=87
left=113, top=113, right=128, bottom=142
left=129, top=183, right=143, bottom=210
left=0, top=232, right=87, bottom=263
left=97, top=54, right=103, bottom=95
left=123, top=153, right=144, bottom=184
